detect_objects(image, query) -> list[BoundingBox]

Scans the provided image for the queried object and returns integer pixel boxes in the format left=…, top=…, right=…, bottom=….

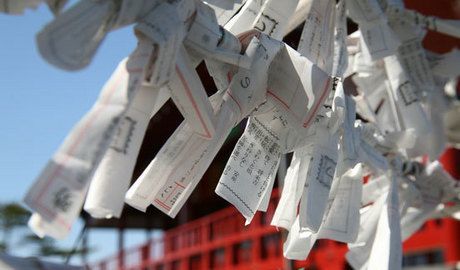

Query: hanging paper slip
left=149, top=104, right=234, bottom=217
left=283, top=217, right=318, bottom=260
left=297, top=0, right=335, bottom=73
left=225, top=0, right=266, bottom=35
left=384, top=55, right=431, bottom=135
left=396, top=39, right=435, bottom=94
left=267, top=45, right=332, bottom=134
left=319, top=164, right=363, bottom=243
left=36, top=0, right=116, bottom=70
left=332, top=0, right=348, bottom=78
left=124, top=92, right=227, bottom=213
left=283, top=164, right=363, bottom=259
left=128, top=33, right=281, bottom=215
left=166, top=46, right=216, bottom=139
left=299, top=125, right=338, bottom=232
left=359, top=23, right=400, bottom=61
left=24, top=39, right=153, bottom=238
left=185, top=1, right=249, bottom=68
left=135, top=2, right=187, bottom=88
left=251, top=0, right=299, bottom=40
left=28, top=213, right=67, bottom=240
left=367, top=171, right=402, bottom=270
left=346, top=192, right=387, bottom=269
left=271, top=145, right=313, bottom=230
left=216, top=117, right=281, bottom=224
left=83, top=86, right=169, bottom=219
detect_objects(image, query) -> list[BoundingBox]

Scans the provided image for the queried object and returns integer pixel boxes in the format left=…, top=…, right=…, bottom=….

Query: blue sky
left=0, top=3, right=153, bottom=265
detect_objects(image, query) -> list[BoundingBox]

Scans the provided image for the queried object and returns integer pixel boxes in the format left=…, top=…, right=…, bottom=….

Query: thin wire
left=64, top=223, right=88, bottom=265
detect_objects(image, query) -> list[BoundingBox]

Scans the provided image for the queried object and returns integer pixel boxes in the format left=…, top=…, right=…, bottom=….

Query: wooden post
left=118, top=228, right=125, bottom=270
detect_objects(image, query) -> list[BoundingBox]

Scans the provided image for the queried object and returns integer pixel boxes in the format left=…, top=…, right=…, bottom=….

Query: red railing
left=92, top=148, right=460, bottom=270
left=91, top=186, right=460, bottom=270
left=91, top=189, right=351, bottom=270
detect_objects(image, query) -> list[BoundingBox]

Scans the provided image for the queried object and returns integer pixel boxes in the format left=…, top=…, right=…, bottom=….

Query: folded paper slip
left=318, top=164, right=363, bottom=243
left=83, top=86, right=169, bottom=219
left=214, top=34, right=285, bottom=224
left=367, top=171, right=402, bottom=270
left=36, top=0, right=181, bottom=71
left=384, top=55, right=431, bottom=135
left=165, top=46, right=217, bottom=139
left=215, top=117, right=282, bottom=224
left=346, top=191, right=387, bottom=269
left=251, top=0, right=299, bottom=40
left=28, top=213, right=68, bottom=240
left=267, top=44, right=332, bottom=135
left=36, top=0, right=116, bottom=70
left=297, top=125, right=338, bottom=232
left=125, top=92, right=231, bottom=215
left=283, top=164, right=363, bottom=260
left=24, top=38, right=155, bottom=238
left=271, top=146, right=311, bottom=230
left=297, top=0, right=335, bottom=73
left=225, top=0, right=266, bottom=35
left=126, top=34, right=279, bottom=215
left=149, top=104, right=234, bottom=217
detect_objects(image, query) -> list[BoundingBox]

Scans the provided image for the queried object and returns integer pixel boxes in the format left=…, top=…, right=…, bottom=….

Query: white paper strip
left=135, top=2, right=186, bottom=87
left=271, top=152, right=301, bottom=229
left=166, top=46, right=216, bottom=139
left=225, top=0, right=266, bottom=35
left=346, top=192, right=387, bottom=269
left=319, top=164, right=363, bottom=243
left=149, top=104, right=234, bottom=217
left=127, top=34, right=280, bottom=215
left=299, top=125, right=338, bottom=232
left=367, top=171, right=402, bottom=270
left=384, top=55, right=431, bottom=135
left=267, top=45, right=332, bottom=134
left=28, top=213, right=67, bottom=240
left=283, top=217, right=317, bottom=260
left=36, top=0, right=116, bottom=70
left=83, top=86, right=169, bottom=219
left=297, top=0, right=335, bottom=73
left=332, top=0, right=348, bottom=78
left=283, top=163, right=363, bottom=259
left=396, top=38, right=435, bottom=94
left=124, top=92, right=226, bottom=213
left=24, top=38, right=153, bottom=238
left=216, top=117, right=281, bottom=223
left=251, top=0, right=299, bottom=40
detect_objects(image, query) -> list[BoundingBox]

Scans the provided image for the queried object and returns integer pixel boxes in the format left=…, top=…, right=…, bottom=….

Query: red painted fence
left=91, top=189, right=460, bottom=270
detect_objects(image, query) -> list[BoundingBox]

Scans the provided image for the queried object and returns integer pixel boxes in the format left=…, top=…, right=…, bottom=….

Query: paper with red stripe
left=166, top=46, right=217, bottom=139
left=150, top=103, right=234, bottom=217
left=267, top=44, right=331, bottom=135
left=125, top=92, right=232, bottom=216
left=23, top=38, right=154, bottom=238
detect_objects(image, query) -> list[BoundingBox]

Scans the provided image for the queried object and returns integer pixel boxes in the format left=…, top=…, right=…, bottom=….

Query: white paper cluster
left=7, top=0, right=460, bottom=268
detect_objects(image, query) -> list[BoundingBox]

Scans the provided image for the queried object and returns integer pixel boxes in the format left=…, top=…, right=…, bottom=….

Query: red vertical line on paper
left=175, top=65, right=213, bottom=139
